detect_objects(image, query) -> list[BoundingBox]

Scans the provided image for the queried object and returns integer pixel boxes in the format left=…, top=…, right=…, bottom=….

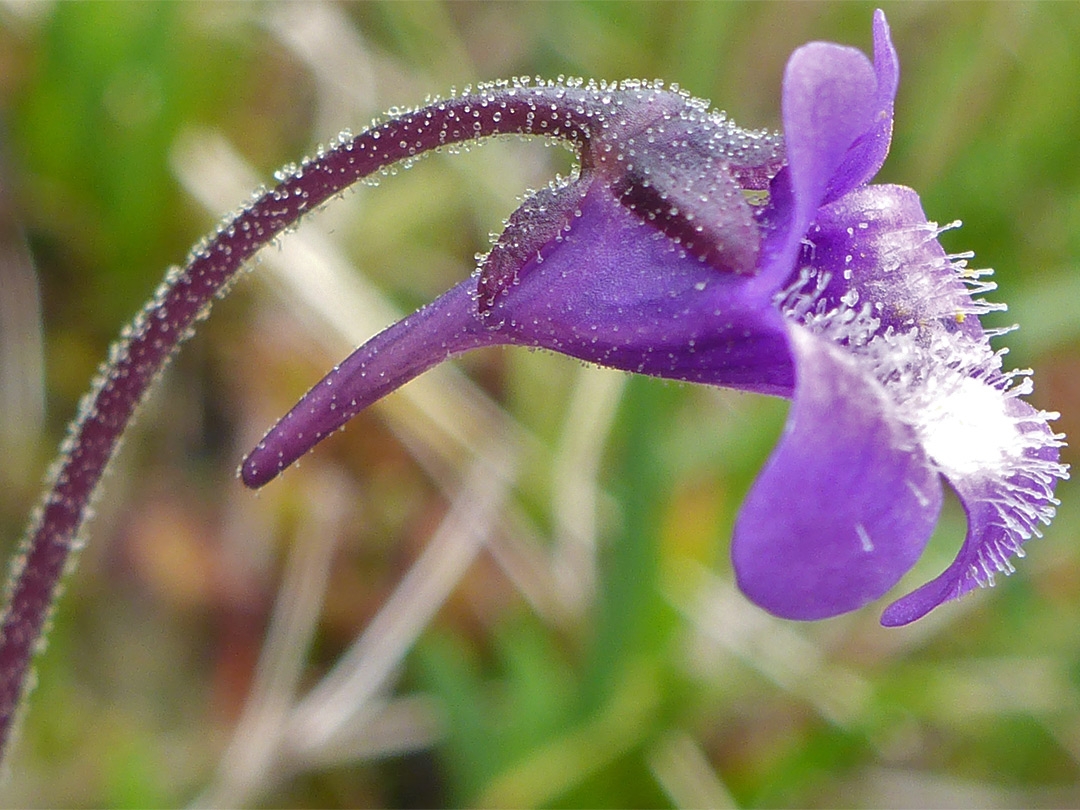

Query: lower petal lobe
left=732, top=325, right=943, bottom=620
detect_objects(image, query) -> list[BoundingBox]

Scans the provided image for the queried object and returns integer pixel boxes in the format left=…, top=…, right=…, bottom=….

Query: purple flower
left=239, top=10, right=1066, bottom=626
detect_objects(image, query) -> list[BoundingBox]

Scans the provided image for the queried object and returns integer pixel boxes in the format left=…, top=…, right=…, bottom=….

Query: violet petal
left=732, top=325, right=942, bottom=620
left=823, top=9, right=900, bottom=203
left=757, top=39, right=880, bottom=290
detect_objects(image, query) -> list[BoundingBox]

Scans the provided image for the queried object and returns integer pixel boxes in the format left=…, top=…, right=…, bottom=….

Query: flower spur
left=241, top=10, right=1066, bottom=626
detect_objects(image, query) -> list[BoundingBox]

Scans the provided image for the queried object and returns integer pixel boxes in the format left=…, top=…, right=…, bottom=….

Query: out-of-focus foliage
left=0, top=2, right=1078, bottom=807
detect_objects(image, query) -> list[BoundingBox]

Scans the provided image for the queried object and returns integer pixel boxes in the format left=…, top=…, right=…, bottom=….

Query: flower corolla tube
left=241, top=11, right=1066, bottom=626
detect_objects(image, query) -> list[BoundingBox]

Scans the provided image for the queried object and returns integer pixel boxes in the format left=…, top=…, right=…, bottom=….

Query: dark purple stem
left=0, top=82, right=599, bottom=761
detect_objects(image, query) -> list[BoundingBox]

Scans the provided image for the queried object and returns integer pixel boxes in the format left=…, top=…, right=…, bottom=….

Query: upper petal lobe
left=756, top=39, right=881, bottom=290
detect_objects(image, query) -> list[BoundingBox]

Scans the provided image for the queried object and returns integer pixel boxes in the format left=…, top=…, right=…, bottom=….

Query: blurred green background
left=1, top=2, right=1079, bottom=807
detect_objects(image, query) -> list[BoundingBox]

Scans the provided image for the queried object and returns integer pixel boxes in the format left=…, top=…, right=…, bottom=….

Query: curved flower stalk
left=0, top=8, right=1065, bottom=762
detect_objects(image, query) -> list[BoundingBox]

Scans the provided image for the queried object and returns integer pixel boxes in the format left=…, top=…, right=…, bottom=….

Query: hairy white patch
left=915, top=374, right=1021, bottom=481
